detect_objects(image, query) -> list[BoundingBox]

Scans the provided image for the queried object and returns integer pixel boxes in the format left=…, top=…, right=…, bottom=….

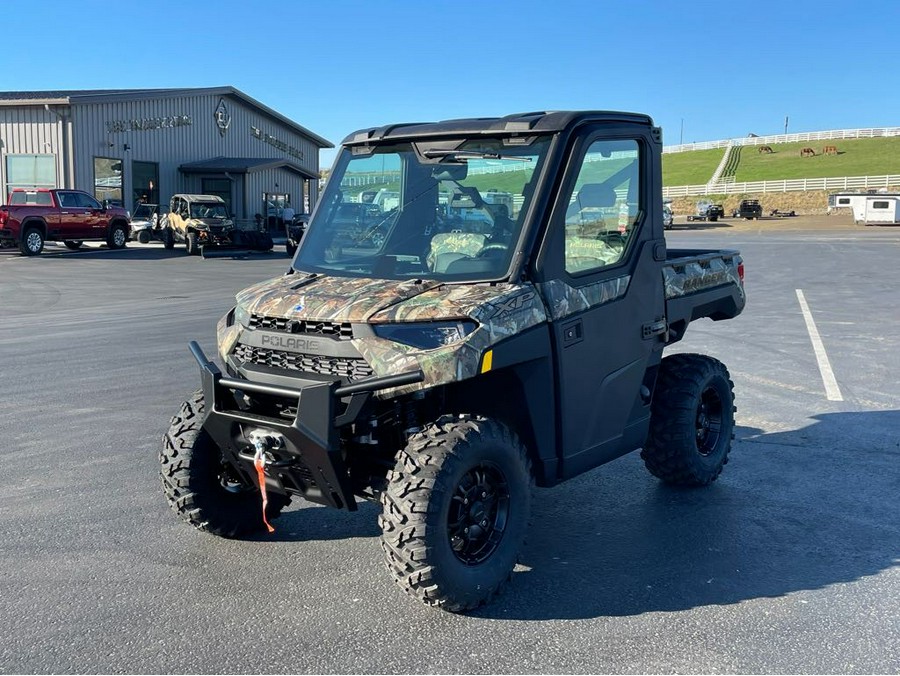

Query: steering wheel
left=478, top=243, right=509, bottom=257
left=596, top=231, right=626, bottom=247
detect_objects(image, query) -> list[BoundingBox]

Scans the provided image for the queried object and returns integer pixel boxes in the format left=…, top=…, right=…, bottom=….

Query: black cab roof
left=341, top=110, right=655, bottom=146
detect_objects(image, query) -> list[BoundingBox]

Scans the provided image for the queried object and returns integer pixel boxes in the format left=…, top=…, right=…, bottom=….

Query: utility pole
left=784, top=116, right=789, bottom=135
left=680, top=118, right=684, bottom=146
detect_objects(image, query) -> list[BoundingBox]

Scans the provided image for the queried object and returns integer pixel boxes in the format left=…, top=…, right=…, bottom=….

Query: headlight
left=373, top=320, right=477, bottom=350
left=234, top=303, right=251, bottom=327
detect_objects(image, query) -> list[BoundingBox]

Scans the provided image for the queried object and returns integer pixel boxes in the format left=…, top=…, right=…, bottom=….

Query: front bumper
left=189, top=341, right=422, bottom=511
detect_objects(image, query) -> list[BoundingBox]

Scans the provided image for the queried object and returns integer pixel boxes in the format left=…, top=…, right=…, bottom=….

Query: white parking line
left=796, top=289, right=843, bottom=402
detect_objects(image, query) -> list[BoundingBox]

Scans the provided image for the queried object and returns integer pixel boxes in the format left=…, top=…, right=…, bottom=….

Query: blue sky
left=5, top=0, right=899, bottom=167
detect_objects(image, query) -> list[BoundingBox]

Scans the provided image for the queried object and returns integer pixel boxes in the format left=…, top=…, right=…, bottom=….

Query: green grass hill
left=663, top=136, right=900, bottom=186
left=662, top=148, right=725, bottom=186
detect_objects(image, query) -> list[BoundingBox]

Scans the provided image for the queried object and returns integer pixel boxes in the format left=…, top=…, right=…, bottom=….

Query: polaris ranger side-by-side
left=161, top=111, right=746, bottom=612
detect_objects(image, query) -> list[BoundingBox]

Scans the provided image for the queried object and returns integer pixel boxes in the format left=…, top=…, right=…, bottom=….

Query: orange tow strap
left=253, top=446, right=275, bottom=533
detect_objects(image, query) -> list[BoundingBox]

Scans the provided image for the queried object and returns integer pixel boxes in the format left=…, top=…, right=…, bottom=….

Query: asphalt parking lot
left=1, top=217, right=898, bottom=673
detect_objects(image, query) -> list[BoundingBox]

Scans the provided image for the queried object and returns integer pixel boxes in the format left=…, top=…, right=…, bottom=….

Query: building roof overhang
left=178, top=157, right=319, bottom=180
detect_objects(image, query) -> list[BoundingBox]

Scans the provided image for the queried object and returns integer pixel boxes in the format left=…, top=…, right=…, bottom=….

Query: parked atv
left=161, top=111, right=746, bottom=612
left=163, top=194, right=273, bottom=256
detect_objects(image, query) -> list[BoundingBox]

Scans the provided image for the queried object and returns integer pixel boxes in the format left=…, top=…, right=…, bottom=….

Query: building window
left=202, top=178, right=233, bottom=215
left=6, top=154, right=57, bottom=191
left=94, top=157, right=123, bottom=203
left=872, top=201, right=890, bottom=209
left=838, top=198, right=851, bottom=205
left=132, top=161, right=159, bottom=208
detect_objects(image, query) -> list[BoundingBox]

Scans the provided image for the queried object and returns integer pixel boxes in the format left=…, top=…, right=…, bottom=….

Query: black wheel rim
left=696, top=385, right=724, bottom=456
left=447, top=462, right=510, bottom=565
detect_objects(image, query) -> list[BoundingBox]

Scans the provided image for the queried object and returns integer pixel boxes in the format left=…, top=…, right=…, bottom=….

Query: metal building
left=0, top=86, right=332, bottom=227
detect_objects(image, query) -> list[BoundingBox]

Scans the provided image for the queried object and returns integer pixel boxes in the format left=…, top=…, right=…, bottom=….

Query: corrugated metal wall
left=0, top=106, right=67, bottom=202
left=70, top=92, right=323, bottom=215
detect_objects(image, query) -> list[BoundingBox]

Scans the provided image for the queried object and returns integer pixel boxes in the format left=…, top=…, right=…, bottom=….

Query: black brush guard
left=189, top=341, right=423, bottom=511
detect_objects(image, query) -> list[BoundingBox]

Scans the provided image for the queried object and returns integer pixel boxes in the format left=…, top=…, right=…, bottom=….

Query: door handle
left=562, top=319, right=583, bottom=347
left=642, top=318, right=668, bottom=340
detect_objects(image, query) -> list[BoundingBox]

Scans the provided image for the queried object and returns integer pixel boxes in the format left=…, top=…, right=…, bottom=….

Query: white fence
left=663, top=174, right=900, bottom=198
left=663, top=127, right=900, bottom=154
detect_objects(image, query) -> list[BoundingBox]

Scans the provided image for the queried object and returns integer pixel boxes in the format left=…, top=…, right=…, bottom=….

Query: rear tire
left=160, top=390, right=290, bottom=537
left=19, top=227, right=44, bottom=256
left=137, top=230, right=151, bottom=244
left=107, top=224, right=128, bottom=249
left=64, top=240, right=83, bottom=250
left=380, top=415, right=532, bottom=612
left=641, top=353, right=735, bottom=486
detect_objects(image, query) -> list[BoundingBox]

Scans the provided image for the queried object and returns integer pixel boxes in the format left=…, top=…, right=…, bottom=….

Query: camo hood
left=235, top=273, right=445, bottom=322
left=225, top=272, right=549, bottom=396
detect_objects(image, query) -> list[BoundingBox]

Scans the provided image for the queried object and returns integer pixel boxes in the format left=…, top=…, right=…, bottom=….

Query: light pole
left=680, top=118, right=684, bottom=146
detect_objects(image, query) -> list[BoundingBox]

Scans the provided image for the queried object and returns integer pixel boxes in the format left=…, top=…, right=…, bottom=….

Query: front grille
left=233, top=344, right=374, bottom=380
left=249, top=314, right=353, bottom=340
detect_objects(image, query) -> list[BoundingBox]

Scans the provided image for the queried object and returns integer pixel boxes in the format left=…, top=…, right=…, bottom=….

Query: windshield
left=190, top=202, right=228, bottom=219
left=133, top=204, right=157, bottom=219
left=294, top=137, right=551, bottom=281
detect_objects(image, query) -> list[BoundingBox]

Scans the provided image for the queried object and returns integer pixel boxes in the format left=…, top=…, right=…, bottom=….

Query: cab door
left=75, top=192, right=107, bottom=234
left=536, top=129, right=666, bottom=479
left=56, top=191, right=91, bottom=239
left=168, top=197, right=185, bottom=241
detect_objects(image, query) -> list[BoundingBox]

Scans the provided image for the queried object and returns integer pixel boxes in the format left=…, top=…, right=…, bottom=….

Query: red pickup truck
left=0, top=189, right=131, bottom=256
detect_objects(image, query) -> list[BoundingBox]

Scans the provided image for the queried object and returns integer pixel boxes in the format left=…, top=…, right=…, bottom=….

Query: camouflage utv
left=161, top=111, right=746, bottom=612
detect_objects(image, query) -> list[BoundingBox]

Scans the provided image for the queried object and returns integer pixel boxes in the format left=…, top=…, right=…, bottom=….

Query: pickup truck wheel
left=107, top=224, right=128, bottom=249
left=160, top=390, right=290, bottom=537
left=63, top=240, right=83, bottom=250
left=186, top=231, right=200, bottom=256
left=19, top=227, right=44, bottom=256
left=162, top=227, right=175, bottom=250
left=379, top=415, right=532, bottom=612
left=641, top=354, right=735, bottom=486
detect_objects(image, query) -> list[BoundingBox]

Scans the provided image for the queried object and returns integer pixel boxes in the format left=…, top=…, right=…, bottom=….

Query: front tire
left=186, top=231, right=200, bottom=256
left=137, top=230, right=151, bottom=244
left=160, top=390, right=290, bottom=537
left=162, top=227, right=175, bottom=250
left=379, top=415, right=532, bottom=612
left=641, top=353, right=735, bottom=486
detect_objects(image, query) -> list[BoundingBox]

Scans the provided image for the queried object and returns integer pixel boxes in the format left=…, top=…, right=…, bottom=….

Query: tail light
left=0, top=209, right=7, bottom=225
left=737, top=262, right=744, bottom=282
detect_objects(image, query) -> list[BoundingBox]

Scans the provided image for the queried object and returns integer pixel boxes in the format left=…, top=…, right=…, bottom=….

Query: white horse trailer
left=828, top=192, right=900, bottom=224
left=861, top=196, right=900, bottom=224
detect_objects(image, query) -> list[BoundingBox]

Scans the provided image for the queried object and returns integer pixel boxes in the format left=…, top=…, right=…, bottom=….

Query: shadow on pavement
left=671, top=220, right=734, bottom=230
left=0, top=246, right=186, bottom=261
left=0, top=245, right=292, bottom=261
left=475, top=410, right=900, bottom=620
left=254, top=501, right=381, bottom=543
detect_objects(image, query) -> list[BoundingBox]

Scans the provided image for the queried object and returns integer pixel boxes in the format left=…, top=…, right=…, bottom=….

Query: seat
left=565, top=183, right=617, bottom=220
left=427, top=232, right=487, bottom=272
